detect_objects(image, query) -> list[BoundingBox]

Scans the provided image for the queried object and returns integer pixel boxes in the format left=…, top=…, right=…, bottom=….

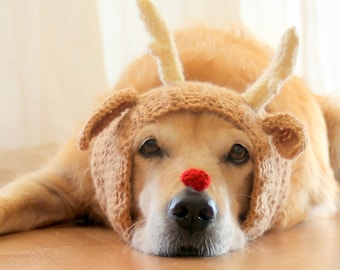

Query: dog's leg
left=0, top=170, right=81, bottom=234
left=316, top=95, right=340, bottom=181
left=0, top=140, right=97, bottom=235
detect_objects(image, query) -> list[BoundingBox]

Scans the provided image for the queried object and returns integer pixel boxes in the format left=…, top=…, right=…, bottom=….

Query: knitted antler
left=242, top=27, right=299, bottom=111
left=137, top=0, right=184, bottom=85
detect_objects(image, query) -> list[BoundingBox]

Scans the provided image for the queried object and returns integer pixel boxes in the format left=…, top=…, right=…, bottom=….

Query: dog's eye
left=139, top=139, right=162, bottom=157
left=226, top=144, right=249, bottom=165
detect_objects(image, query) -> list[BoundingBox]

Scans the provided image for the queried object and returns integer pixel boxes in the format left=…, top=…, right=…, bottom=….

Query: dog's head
left=77, top=0, right=306, bottom=256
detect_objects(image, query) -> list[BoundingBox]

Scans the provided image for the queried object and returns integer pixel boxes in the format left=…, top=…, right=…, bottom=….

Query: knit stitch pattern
left=82, top=81, right=306, bottom=242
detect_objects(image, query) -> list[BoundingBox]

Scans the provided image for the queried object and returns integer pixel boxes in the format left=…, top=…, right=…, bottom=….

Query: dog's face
left=78, top=15, right=305, bottom=256
left=130, top=112, right=253, bottom=256
left=79, top=84, right=306, bottom=257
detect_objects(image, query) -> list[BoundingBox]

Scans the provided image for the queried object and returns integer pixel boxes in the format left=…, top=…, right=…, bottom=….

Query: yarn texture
left=80, top=82, right=306, bottom=242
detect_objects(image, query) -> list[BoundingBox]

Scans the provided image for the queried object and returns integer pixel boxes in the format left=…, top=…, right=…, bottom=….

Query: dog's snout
left=168, top=188, right=217, bottom=234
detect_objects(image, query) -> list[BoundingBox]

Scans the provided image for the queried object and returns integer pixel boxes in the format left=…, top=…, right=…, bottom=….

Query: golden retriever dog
left=0, top=0, right=339, bottom=257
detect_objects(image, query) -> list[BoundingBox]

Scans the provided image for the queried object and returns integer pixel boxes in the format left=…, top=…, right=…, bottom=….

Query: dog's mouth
left=156, top=228, right=220, bottom=257
left=131, top=216, right=246, bottom=257
left=159, top=244, right=211, bottom=257
left=161, top=245, right=205, bottom=257
left=131, top=186, right=248, bottom=257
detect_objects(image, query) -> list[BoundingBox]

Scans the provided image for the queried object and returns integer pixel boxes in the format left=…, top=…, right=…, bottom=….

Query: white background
left=0, top=0, right=339, bottom=150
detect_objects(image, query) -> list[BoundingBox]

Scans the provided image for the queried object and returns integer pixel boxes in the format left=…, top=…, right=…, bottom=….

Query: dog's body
left=1, top=27, right=339, bottom=257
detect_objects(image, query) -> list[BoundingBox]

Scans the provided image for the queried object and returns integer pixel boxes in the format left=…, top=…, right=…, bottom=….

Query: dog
left=0, top=0, right=339, bottom=257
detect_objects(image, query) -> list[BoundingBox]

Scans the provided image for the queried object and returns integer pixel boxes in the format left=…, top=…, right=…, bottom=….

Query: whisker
left=124, top=219, right=146, bottom=242
left=243, top=239, right=264, bottom=253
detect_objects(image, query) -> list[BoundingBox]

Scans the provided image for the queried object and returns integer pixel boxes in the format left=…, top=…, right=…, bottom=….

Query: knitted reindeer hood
left=78, top=0, right=306, bottom=242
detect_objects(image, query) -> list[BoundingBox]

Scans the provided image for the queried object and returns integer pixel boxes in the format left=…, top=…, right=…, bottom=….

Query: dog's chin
left=157, top=230, right=245, bottom=257
left=131, top=220, right=246, bottom=257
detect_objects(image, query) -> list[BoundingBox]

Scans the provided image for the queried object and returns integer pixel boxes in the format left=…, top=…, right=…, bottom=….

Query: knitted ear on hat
left=78, top=88, right=138, bottom=151
left=77, top=88, right=138, bottom=242
left=241, top=113, right=306, bottom=240
left=262, top=113, right=306, bottom=159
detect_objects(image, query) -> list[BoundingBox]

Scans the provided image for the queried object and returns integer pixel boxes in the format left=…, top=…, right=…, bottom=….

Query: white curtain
left=0, top=0, right=108, bottom=150
left=0, top=0, right=339, bottom=150
left=240, top=0, right=340, bottom=96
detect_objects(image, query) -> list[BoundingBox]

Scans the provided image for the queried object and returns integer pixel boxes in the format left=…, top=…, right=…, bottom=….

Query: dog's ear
left=78, top=88, right=138, bottom=151
left=262, top=113, right=306, bottom=159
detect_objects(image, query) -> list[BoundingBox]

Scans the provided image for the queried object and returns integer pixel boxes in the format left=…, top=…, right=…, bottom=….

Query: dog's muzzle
left=164, top=187, right=220, bottom=256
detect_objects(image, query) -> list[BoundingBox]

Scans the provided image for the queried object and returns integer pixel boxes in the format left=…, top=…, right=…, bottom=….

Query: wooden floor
left=0, top=214, right=339, bottom=270
left=0, top=146, right=339, bottom=269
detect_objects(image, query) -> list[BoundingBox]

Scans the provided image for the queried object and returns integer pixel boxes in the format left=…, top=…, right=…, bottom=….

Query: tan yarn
left=78, top=0, right=307, bottom=243
left=78, top=89, right=138, bottom=151
left=79, top=82, right=306, bottom=242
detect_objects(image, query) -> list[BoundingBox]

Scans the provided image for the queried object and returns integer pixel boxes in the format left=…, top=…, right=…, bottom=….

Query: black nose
left=168, top=188, right=217, bottom=234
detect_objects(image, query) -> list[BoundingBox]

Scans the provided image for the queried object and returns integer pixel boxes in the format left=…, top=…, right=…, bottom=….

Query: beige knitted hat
left=78, top=0, right=306, bottom=242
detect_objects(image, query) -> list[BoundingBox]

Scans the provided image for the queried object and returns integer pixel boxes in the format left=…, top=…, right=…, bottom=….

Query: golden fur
left=0, top=27, right=339, bottom=256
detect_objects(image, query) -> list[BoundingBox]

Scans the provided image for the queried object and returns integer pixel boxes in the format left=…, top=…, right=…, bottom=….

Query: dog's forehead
left=126, top=81, right=260, bottom=131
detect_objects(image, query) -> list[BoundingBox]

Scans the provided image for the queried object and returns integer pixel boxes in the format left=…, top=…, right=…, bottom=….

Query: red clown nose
left=180, top=168, right=211, bottom=192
